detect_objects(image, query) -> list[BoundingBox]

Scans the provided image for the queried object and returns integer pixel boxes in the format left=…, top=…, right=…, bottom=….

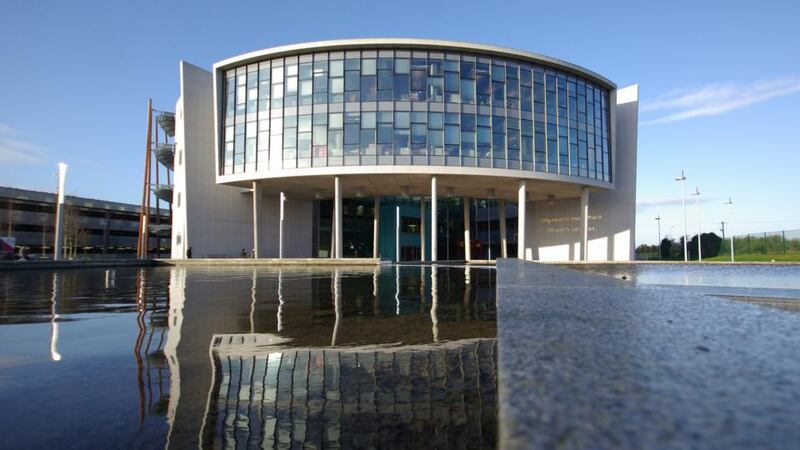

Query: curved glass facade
left=221, top=47, right=611, bottom=182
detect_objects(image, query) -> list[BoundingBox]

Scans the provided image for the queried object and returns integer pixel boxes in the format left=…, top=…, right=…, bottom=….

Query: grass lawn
left=704, top=252, right=800, bottom=262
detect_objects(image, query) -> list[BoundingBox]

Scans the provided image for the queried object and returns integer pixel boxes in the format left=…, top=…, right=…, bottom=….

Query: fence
left=719, top=229, right=800, bottom=256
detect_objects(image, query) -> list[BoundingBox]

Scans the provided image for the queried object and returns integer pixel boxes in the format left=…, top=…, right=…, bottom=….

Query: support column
left=252, top=181, right=260, bottom=258
left=463, top=198, right=471, bottom=261
left=334, top=176, right=343, bottom=259
left=517, top=180, right=527, bottom=260
left=373, top=196, right=380, bottom=259
left=581, top=187, right=590, bottom=261
left=278, top=192, right=285, bottom=259
left=499, top=199, right=507, bottom=258
left=431, top=176, right=438, bottom=262
left=395, top=206, right=400, bottom=263
left=420, top=197, right=426, bottom=261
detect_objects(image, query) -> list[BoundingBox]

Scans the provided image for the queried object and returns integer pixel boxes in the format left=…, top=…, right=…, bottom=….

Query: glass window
left=361, top=112, right=376, bottom=129
left=378, top=124, right=393, bottom=144
left=345, top=70, right=360, bottom=91
left=345, top=123, right=360, bottom=145
left=428, top=112, right=443, bottom=129
left=429, top=60, right=443, bottom=76
left=411, top=123, right=427, bottom=144
left=298, top=115, right=312, bottom=133
left=395, top=59, right=410, bottom=73
left=445, top=72, right=459, bottom=92
left=460, top=78, right=474, bottom=103
left=460, top=61, right=475, bottom=78
left=361, top=75, right=376, bottom=101
left=394, top=74, right=410, bottom=100
left=428, top=76, right=443, bottom=102
left=492, top=81, right=505, bottom=104
left=445, top=125, right=459, bottom=145
left=362, top=59, right=376, bottom=75
left=394, top=111, right=410, bottom=129
left=329, top=113, right=343, bottom=129
left=461, top=114, right=475, bottom=131
left=330, top=60, right=344, bottom=77
left=491, top=64, right=505, bottom=82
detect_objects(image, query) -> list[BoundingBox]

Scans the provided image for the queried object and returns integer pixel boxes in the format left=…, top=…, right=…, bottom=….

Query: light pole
left=725, top=197, right=734, bottom=262
left=675, top=170, right=688, bottom=261
left=690, top=187, right=702, bottom=261
left=655, top=215, right=662, bottom=260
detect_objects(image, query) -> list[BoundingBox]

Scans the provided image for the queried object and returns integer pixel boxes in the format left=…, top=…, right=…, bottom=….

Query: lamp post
left=675, top=170, right=688, bottom=262
left=690, top=187, right=702, bottom=261
left=655, top=215, right=662, bottom=260
left=725, top=197, right=734, bottom=262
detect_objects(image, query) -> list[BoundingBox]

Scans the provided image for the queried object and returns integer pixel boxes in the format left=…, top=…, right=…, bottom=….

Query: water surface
left=0, top=265, right=497, bottom=449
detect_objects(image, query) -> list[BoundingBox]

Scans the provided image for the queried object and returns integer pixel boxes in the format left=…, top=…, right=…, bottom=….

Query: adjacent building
left=0, top=186, right=170, bottom=258
left=170, top=39, right=638, bottom=261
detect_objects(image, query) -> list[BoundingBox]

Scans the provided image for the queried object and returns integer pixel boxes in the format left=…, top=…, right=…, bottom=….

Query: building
left=170, top=39, right=637, bottom=261
left=0, top=186, right=170, bottom=258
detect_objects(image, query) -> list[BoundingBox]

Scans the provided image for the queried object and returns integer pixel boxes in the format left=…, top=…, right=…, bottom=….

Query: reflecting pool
left=0, top=265, right=497, bottom=449
left=571, top=263, right=800, bottom=291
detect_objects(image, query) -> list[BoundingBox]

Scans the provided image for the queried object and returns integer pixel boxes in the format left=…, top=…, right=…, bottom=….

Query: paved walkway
left=496, top=259, right=800, bottom=450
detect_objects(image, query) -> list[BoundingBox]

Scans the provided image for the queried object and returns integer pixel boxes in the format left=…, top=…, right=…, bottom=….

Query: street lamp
left=690, top=187, right=702, bottom=261
left=724, top=197, right=734, bottom=262
left=655, top=215, right=662, bottom=260
left=675, top=170, right=688, bottom=262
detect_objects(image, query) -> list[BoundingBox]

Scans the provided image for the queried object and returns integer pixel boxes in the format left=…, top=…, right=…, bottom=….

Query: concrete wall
left=255, top=194, right=313, bottom=258
left=521, top=85, right=638, bottom=262
left=171, top=62, right=314, bottom=259
left=171, top=62, right=257, bottom=258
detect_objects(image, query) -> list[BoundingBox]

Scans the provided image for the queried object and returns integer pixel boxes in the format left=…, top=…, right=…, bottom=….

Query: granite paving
left=496, top=259, right=800, bottom=450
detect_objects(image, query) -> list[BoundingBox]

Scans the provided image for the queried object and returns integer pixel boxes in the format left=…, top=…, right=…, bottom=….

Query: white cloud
left=641, top=77, right=800, bottom=125
left=0, top=124, right=46, bottom=164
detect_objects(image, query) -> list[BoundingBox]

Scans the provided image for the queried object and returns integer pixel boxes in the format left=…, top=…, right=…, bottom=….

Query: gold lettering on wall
left=539, top=214, right=603, bottom=234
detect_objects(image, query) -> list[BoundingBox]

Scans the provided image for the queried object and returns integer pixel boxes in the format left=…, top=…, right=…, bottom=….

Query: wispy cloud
left=641, top=77, right=800, bottom=125
left=637, top=196, right=717, bottom=212
left=0, top=124, right=46, bottom=164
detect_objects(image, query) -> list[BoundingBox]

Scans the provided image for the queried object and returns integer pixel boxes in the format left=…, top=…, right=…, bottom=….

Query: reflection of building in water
left=162, top=265, right=496, bottom=449
left=204, top=336, right=497, bottom=449
left=133, top=268, right=172, bottom=426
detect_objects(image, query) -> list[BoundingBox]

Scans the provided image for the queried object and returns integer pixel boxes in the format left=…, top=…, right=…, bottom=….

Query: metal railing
left=720, top=229, right=800, bottom=256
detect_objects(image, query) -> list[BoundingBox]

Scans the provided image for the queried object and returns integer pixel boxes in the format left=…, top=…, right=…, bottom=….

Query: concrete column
left=373, top=196, right=380, bottom=259
left=463, top=198, right=471, bottom=261
left=581, top=187, right=590, bottom=261
left=278, top=192, right=285, bottom=259
left=53, top=163, right=67, bottom=261
left=334, top=176, right=343, bottom=259
left=395, top=206, right=400, bottom=263
left=252, top=181, right=260, bottom=258
left=517, top=180, right=527, bottom=260
left=420, top=198, right=426, bottom=261
left=102, top=211, right=111, bottom=254
left=431, top=176, right=438, bottom=262
left=499, top=199, right=507, bottom=258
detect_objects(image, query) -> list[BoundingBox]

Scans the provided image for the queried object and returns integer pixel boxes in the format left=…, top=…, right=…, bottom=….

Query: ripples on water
left=0, top=265, right=497, bottom=449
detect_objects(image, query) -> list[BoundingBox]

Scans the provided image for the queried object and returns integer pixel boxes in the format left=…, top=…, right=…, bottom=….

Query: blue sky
left=1, top=0, right=798, bottom=245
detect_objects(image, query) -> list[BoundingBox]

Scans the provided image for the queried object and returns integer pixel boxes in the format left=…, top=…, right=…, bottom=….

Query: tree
left=660, top=238, right=674, bottom=260
left=689, top=232, right=722, bottom=259
left=62, top=205, right=88, bottom=260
